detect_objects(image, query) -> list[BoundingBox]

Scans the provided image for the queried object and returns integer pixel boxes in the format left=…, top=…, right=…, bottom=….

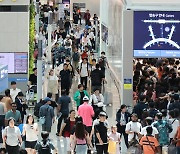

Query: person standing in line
left=116, top=104, right=130, bottom=148
left=10, top=81, right=21, bottom=102
left=73, top=84, right=89, bottom=109
left=56, top=89, right=71, bottom=136
left=39, top=97, right=55, bottom=133
left=78, top=58, right=91, bottom=90
left=59, top=110, right=76, bottom=154
left=60, top=64, right=71, bottom=95
left=94, top=112, right=109, bottom=154
left=2, top=117, right=22, bottom=154
left=23, top=114, right=38, bottom=154
left=72, top=122, right=92, bottom=154
left=125, top=113, right=142, bottom=147
left=2, top=89, right=12, bottom=112
left=47, top=69, right=59, bottom=101
left=78, top=96, right=94, bottom=134
left=153, top=113, right=172, bottom=148
left=5, top=102, right=22, bottom=126
left=139, top=127, right=161, bottom=154
left=140, top=117, right=159, bottom=139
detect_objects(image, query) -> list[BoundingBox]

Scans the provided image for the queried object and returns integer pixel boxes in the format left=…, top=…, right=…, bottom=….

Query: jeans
left=96, top=144, right=108, bottom=154
left=42, top=125, right=51, bottom=132
left=60, top=137, right=70, bottom=153
left=76, top=144, right=87, bottom=154
left=57, top=114, right=68, bottom=133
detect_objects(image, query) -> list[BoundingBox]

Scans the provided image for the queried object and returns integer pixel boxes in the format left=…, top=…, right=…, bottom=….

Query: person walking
left=39, top=97, right=55, bottom=133
left=116, top=104, right=130, bottom=148
left=78, top=96, right=94, bottom=134
left=23, top=114, right=38, bottom=154
left=2, top=117, right=22, bottom=154
left=78, top=58, right=91, bottom=90
left=56, top=89, right=71, bottom=136
left=84, top=9, right=91, bottom=26
left=2, top=89, right=12, bottom=112
left=59, top=110, right=76, bottom=154
left=60, top=64, right=71, bottom=95
left=5, top=102, right=21, bottom=126
left=35, top=131, right=58, bottom=154
left=15, top=92, right=28, bottom=123
left=94, top=112, right=109, bottom=154
left=72, top=122, right=92, bottom=154
left=72, top=47, right=80, bottom=73
left=73, top=84, right=89, bottom=109
left=10, top=81, right=21, bottom=102
left=91, top=64, right=105, bottom=93
left=47, top=69, right=59, bottom=101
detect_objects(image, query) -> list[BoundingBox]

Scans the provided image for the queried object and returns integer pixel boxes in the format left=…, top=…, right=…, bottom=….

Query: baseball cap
left=83, top=96, right=89, bottom=101
left=44, top=97, right=51, bottom=102
left=99, top=111, right=107, bottom=117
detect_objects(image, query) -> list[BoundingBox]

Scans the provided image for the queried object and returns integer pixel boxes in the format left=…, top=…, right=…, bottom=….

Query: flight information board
left=0, top=53, right=28, bottom=74
left=134, top=11, right=180, bottom=58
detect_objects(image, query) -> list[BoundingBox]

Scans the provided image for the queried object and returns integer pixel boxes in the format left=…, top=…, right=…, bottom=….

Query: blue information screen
left=134, top=11, right=180, bottom=58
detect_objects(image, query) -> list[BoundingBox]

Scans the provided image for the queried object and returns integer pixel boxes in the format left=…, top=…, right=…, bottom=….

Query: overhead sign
left=134, top=11, right=180, bottom=58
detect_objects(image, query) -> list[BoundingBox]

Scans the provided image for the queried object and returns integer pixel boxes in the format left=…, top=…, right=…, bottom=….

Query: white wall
left=0, top=12, right=29, bottom=53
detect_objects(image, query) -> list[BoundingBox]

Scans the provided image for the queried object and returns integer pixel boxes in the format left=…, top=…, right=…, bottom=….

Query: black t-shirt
left=80, top=91, right=85, bottom=105
left=91, top=69, right=104, bottom=86
left=94, top=121, right=108, bottom=144
left=29, top=74, right=37, bottom=85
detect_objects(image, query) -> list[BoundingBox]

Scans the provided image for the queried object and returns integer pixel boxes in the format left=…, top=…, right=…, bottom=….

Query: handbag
left=129, top=133, right=139, bottom=147
left=168, top=144, right=176, bottom=153
left=39, top=116, right=45, bottom=125
left=108, top=140, right=116, bottom=153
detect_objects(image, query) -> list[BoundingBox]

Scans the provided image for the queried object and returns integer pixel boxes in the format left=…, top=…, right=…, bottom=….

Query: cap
left=83, top=96, right=89, bottom=101
left=44, top=97, right=51, bottom=102
left=66, top=35, right=70, bottom=38
left=18, top=92, right=24, bottom=97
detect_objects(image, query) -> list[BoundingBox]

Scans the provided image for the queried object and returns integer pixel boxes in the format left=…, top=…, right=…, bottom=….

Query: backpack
left=154, top=121, right=172, bottom=146
left=38, top=140, right=51, bottom=154
left=99, top=57, right=106, bottom=68
left=72, top=52, right=80, bottom=62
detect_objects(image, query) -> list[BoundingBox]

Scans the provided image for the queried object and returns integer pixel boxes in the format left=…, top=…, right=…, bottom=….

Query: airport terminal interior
left=0, top=0, right=180, bottom=154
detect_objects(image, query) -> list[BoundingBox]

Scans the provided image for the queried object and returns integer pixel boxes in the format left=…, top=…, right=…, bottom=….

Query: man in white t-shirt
left=140, top=117, right=158, bottom=138
left=78, top=58, right=91, bottom=89
left=125, top=113, right=142, bottom=143
left=10, top=81, right=21, bottom=102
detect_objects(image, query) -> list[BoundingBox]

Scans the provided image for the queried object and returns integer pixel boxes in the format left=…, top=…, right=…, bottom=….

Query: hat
left=99, top=111, right=107, bottom=117
left=83, top=96, right=89, bottom=101
left=66, top=35, right=70, bottom=38
left=44, top=97, right=51, bottom=102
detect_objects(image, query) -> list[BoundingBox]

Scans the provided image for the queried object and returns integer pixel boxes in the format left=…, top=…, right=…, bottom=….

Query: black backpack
left=38, top=140, right=51, bottom=154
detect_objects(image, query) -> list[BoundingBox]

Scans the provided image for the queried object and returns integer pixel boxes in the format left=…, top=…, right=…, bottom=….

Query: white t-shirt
left=125, top=121, right=142, bottom=141
left=140, top=125, right=159, bottom=137
left=49, top=75, right=58, bottom=81
left=80, top=63, right=90, bottom=77
left=3, top=126, right=21, bottom=146
left=169, top=119, right=179, bottom=139
left=24, top=123, right=38, bottom=141
left=10, top=88, right=21, bottom=102
left=75, top=31, right=82, bottom=39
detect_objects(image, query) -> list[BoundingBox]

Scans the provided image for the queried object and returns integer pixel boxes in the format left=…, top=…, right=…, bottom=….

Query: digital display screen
left=0, top=53, right=28, bottom=74
left=134, top=11, right=180, bottom=57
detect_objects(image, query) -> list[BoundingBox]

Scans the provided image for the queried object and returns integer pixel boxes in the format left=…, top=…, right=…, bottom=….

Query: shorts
left=25, top=141, right=37, bottom=149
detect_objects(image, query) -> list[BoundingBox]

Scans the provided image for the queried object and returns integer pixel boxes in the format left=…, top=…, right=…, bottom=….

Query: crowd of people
left=0, top=1, right=180, bottom=154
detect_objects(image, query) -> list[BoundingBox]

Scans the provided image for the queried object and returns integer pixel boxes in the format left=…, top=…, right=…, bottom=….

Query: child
left=108, top=126, right=121, bottom=154
left=35, top=131, right=58, bottom=154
